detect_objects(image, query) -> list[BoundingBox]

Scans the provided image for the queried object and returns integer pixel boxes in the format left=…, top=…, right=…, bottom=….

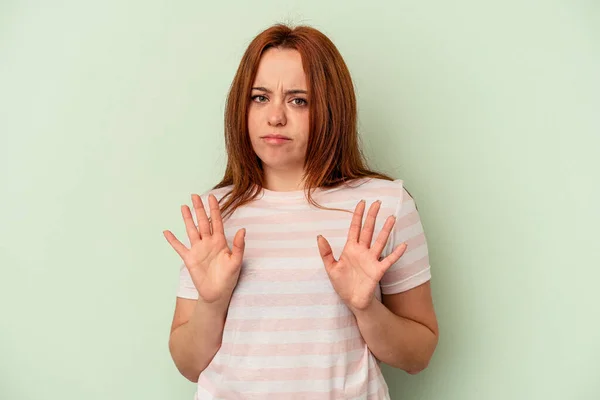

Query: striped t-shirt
left=176, top=177, right=432, bottom=399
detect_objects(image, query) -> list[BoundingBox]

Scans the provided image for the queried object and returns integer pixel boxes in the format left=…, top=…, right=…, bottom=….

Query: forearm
left=169, top=299, right=228, bottom=382
left=351, top=299, right=438, bottom=374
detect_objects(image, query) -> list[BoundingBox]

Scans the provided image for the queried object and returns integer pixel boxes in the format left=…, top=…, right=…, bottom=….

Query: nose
left=267, top=102, right=287, bottom=127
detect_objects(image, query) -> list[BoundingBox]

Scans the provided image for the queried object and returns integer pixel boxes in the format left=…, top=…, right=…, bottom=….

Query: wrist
left=195, top=296, right=230, bottom=319
left=348, top=297, right=379, bottom=318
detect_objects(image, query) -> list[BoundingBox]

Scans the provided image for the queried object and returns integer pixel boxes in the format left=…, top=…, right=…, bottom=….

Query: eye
left=292, top=98, right=308, bottom=106
left=251, top=95, right=268, bottom=103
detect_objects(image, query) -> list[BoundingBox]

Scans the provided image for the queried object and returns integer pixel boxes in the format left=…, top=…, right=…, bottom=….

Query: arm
left=350, top=282, right=438, bottom=374
left=316, top=192, right=438, bottom=374
left=168, top=296, right=229, bottom=382
left=164, top=193, right=246, bottom=382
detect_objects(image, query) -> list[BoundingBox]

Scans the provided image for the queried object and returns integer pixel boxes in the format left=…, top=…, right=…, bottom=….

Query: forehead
left=252, top=47, right=307, bottom=88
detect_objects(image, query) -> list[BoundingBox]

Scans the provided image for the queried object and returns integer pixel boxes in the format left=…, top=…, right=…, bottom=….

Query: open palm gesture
left=317, top=200, right=407, bottom=311
left=163, top=194, right=246, bottom=305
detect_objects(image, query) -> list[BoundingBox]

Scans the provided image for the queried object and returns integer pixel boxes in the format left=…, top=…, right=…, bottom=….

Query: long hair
left=214, top=23, right=394, bottom=220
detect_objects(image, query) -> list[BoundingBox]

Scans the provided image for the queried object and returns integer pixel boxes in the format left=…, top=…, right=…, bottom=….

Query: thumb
left=317, top=235, right=336, bottom=271
left=230, top=228, right=246, bottom=265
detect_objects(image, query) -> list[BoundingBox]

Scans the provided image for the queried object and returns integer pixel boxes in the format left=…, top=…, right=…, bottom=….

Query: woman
left=163, top=23, right=439, bottom=399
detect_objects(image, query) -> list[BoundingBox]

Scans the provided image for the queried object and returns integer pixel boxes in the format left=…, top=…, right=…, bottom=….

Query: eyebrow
left=251, top=86, right=308, bottom=95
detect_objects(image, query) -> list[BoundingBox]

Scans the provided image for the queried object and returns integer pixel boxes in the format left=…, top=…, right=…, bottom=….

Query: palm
left=185, top=236, right=240, bottom=303
left=317, top=200, right=407, bottom=311
left=164, top=194, right=246, bottom=304
left=328, top=246, right=381, bottom=309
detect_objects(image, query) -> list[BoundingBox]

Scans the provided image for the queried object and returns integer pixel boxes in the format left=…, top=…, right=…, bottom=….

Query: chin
left=259, top=156, right=302, bottom=172
left=261, top=160, right=293, bottom=171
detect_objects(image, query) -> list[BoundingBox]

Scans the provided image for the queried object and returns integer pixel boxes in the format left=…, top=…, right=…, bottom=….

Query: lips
left=261, top=134, right=292, bottom=145
left=262, top=134, right=291, bottom=140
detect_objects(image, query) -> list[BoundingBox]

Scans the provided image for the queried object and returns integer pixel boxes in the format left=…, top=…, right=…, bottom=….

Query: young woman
left=163, top=23, right=439, bottom=400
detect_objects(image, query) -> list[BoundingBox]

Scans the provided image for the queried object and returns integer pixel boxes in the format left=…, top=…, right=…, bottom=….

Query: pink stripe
left=409, top=231, right=427, bottom=246
left=229, top=292, right=342, bottom=307
left=227, top=210, right=351, bottom=227
left=229, top=203, right=397, bottom=228
left=197, top=365, right=383, bottom=400
left=225, top=315, right=357, bottom=332
left=242, top=230, right=423, bottom=259
left=243, top=246, right=322, bottom=258
left=242, top=217, right=395, bottom=243
left=396, top=209, right=420, bottom=229
left=391, top=231, right=426, bottom=252
left=249, top=228, right=349, bottom=241
left=239, top=267, right=329, bottom=282
left=209, top=353, right=367, bottom=381
left=218, top=337, right=365, bottom=356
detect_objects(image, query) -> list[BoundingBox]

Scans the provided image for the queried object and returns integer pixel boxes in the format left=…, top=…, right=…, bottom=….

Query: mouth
left=261, top=134, right=291, bottom=140
left=261, top=134, right=292, bottom=145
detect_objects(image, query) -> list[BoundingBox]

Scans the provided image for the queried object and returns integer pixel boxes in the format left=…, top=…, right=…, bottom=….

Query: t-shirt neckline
left=255, top=178, right=370, bottom=200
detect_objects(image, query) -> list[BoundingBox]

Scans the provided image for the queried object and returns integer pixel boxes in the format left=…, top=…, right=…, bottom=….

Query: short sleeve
left=177, top=261, right=199, bottom=300
left=176, top=228, right=199, bottom=299
left=380, top=181, right=432, bottom=295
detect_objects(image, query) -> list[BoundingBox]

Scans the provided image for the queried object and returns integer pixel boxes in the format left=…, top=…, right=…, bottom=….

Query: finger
left=359, top=200, right=381, bottom=247
left=209, top=194, right=225, bottom=235
left=192, top=194, right=212, bottom=237
left=347, top=200, right=366, bottom=243
left=181, top=205, right=201, bottom=245
left=317, top=235, right=337, bottom=271
left=230, top=228, right=246, bottom=266
left=163, top=230, right=189, bottom=259
left=379, top=242, right=408, bottom=273
left=371, top=215, right=396, bottom=256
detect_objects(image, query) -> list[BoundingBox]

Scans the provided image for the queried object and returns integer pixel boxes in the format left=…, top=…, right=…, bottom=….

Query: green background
left=1, top=1, right=598, bottom=399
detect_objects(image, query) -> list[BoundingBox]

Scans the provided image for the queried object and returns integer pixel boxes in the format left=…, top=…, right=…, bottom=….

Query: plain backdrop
left=1, top=1, right=599, bottom=399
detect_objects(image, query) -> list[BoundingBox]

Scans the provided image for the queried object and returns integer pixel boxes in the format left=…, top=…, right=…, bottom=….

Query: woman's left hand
left=317, top=200, right=408, bottom=312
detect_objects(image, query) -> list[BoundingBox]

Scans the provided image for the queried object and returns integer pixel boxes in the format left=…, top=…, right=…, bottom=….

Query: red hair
left=214, top=24, right=393, bottom=219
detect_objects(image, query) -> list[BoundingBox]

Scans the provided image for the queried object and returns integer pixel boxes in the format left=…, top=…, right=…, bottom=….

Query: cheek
left=247, top=109, right=258, bottom=135
left=298, top=114, right=310, bottom=143
left=247, top=112, right=265, bottom=149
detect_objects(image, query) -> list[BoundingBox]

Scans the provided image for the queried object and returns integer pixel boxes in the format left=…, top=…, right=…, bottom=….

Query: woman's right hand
left=163, top=194, right=246, bottom=305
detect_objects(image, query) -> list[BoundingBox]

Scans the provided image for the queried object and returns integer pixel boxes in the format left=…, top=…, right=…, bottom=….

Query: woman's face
left=247, top=47, right=309, bottom=175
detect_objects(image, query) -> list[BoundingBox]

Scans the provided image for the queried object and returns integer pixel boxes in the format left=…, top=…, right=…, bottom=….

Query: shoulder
left=316, top=177, right=411, bottom=215
left=198, top=185, right=234, bottom=203
left=341, top=177, right=410, bottom=202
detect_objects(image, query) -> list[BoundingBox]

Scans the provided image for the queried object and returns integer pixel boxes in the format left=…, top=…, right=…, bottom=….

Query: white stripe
left=221, top=326, right=360, bottom=345
left=240, top=223, right=391, bottom=248
left=394, top=243, right=428, bottom=264
left=226, top=218, right=352, bottom=231
left=243, top=236, right=348, bottom=249
left=195, top=383, right=217, bottom=400
left=397, top=200, right=416, bottom=218
left=236, top=198, right=395, bottom=213
left=233, top=279, right=335, bottom=295
left=201, top=360, right=369, bottom=392
left=242, top=256, right=324, bottom=269
left=211, top=348, right=366, bottom=369
left=226, top=303, right=351, bottom=319
left=395, top=222, right=424, bottom=242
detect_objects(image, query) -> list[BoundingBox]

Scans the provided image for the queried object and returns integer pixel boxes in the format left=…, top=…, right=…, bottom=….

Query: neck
left=263, top=166, right=305, bottom=192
